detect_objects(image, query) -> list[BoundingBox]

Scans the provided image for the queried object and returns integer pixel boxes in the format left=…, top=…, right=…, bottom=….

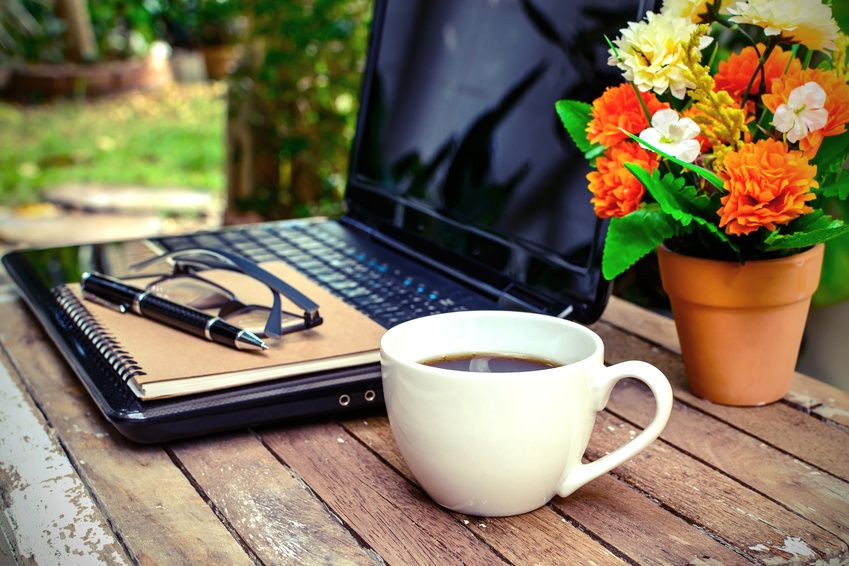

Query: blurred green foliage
left=814, top=1, right=849, bottom=307
left=227, top=0, right=371, bottom=219
left=0, top=0, right=163, bottom=63
left=160, top=0, right=247, bottom=47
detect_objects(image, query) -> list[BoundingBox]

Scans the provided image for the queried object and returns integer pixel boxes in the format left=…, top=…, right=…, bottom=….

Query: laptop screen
left=346, top=0, right=649, bottom=319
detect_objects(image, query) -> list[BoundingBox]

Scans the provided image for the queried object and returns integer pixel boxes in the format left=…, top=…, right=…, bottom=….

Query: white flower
left=661, top=0, right=730, bottom=22
left=727, top=0, right=838, bottom=52
left=639, top=109, right=702, bottom=163
left=609, top=11, right=713, bottom=99
left=772, top=82, right=829, bottom=143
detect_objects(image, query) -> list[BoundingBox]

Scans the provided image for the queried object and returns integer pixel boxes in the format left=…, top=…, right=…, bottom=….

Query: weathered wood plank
left=602, top=296, right=849, bottom=427
left=0, top=349, right=130, bottom=566
left=343, top=417, right=626, bottom=565
left=170, top=431, right=378, bottom=565
left=0, top=526, right=15, bottom=566
left=589, top=411, right=848, bottom=562
left=602, top=296, right=681, bottom=355
left=608, top=379, right=849, bottom=544
left=261, top=421, right=509, bottom=566
left=343, top=416, right=744, bottom=565
left=0, top=301, right=254, bottom=566
left=785, top=376, right=849, bottom=429
left=594, top=319, right=849, bottom=483
left=555, top=474, right=750, bottom=565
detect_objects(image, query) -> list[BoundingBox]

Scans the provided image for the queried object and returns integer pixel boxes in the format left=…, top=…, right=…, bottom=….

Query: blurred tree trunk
left=225, top=84, right=284, bottom=224
left=223, top=1, right=370, bottom=224
left=55, top=0, right=97, bottom=62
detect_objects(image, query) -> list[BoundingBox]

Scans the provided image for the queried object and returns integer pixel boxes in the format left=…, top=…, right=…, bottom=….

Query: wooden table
left=1, top=280, right=848, bottom=565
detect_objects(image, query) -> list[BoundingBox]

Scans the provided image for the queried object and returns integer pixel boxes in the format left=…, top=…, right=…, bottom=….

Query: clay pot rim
left=657, top=243, right=825, bottom=308
left=656, top=243, right=824, bottom=267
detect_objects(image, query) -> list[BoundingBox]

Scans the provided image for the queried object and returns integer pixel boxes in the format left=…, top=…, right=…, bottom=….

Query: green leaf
left=624, top=164, right=713, bottom=219
left=812, top=131, right=849, bottom=176
left=602, top=204, right=680, bottom=280
left=621, top=129, right=725, bottom=190
left=584, top=144, right=606, bottom=160
left=820, top=179, right=849, bottom=200
left=813, top=199, right=849, bottom=306
left=555, top=99, right=595, bottom=154
left=764, top=211, right=849, bottom=250
left=623, top=163, right=739, bottom=254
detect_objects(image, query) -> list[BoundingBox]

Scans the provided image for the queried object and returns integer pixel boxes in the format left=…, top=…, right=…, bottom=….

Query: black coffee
left=421, top=353, right=560, bottom=373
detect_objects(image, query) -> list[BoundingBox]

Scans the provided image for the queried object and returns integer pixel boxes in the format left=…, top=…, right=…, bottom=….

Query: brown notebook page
left=69, top=261, right=386, bottom=400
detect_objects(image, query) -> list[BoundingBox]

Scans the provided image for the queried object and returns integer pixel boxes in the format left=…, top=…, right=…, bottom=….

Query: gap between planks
left=338, top=417, right=753, bottom=565
left=0, top=301, right=258, bottom=566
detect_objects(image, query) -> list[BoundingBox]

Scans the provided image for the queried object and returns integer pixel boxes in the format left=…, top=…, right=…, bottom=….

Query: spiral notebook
left=55, top=261, right=386, bottom=400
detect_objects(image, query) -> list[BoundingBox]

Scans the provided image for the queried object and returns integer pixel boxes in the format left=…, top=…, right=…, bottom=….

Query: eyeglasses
left=130, top=247, right=322, bottom=338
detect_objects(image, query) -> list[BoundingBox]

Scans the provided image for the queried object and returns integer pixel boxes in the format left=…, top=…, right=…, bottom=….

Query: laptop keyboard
left=151, top=220, right=496, bottom=328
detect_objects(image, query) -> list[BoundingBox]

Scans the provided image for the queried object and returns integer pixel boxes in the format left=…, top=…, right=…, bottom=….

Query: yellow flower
left=833, top=32, right=849, bottom=80
left=661, top=0, right=729, bottom=22
left=609, top=11, right=713, bottom=99
left=677, top=25, right=748, bottom=165
left=727, top=0, right=838, bottom=52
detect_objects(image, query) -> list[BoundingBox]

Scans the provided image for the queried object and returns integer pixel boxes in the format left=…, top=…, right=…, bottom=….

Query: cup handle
left=557, top=361, right=673, bottom=498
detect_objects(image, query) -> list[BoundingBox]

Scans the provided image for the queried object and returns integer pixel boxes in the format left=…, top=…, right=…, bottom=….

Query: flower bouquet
left=555, top=0, right=849, bottom=404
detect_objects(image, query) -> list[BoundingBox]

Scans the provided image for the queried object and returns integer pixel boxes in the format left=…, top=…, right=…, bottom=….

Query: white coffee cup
left=380, top=310, right=673, bottom=517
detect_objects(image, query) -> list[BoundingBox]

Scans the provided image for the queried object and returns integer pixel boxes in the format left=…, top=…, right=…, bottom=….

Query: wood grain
left=602, top=296, right=681, bottom=355
left=261, top=421, right=509, bottom=566
left=555, top=474, right=748, bottom=565
left=170, top=431, right=378, bottom=565
left=0, top=349, right=130, bottom=565
left=593, top=319, right=849, bottom=482
left=602, top=296, right=849, bottom=427
left=588, top=411, right=848, bottom=562
left=343, top=417, right=627, bottom=566
left=607, top=380, right=849, bottom=543
left=343, top=417, right=748, bottom=565
left=0, top=301, right=254, bottom=566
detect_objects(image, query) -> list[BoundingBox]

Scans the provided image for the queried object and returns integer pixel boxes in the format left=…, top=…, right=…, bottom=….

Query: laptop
left=2, top=0, right=648, bottom=443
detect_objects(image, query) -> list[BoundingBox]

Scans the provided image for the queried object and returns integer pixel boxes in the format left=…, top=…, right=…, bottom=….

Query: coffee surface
left=421, top=353, right=560, bottom=373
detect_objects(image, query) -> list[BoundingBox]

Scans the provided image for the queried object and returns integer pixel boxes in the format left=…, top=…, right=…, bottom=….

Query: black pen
left=81, top=272, right=268, bottom=352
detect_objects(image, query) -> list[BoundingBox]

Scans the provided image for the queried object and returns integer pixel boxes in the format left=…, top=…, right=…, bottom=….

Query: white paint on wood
left=813, top=404, right=849, bottom=421
left=777, top=537, right=816, bottom=558
left=0, top=361, right=128, bottom=565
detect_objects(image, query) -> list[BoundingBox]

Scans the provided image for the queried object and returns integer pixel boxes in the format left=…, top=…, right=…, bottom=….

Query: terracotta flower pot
left=656, top=244, right=824, bottom=406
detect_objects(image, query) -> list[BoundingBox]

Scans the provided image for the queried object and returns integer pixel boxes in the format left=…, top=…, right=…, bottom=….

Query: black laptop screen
left=347, top=0, right=647, bottom=315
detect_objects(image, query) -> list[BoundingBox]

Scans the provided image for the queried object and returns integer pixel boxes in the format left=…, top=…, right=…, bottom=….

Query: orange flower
left=585, top=84, right=668, bottom=148
left=763, top=67, right=849, bottom=157
left=714, top=43, right=801, bottom=103
left=717, top=139, right=817, bottom=236
left=587, top=141, right=658, bottom=219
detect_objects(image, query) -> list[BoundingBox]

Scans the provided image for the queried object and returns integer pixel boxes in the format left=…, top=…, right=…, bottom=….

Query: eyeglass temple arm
left=133, top=247, right=322, bottom=317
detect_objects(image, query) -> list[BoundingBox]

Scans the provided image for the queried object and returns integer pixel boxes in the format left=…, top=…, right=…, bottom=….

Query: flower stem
left=713, top=14, right=758, bottom=49
left=741, top=37, right=779, bottom=110
left=605, top=33, right=655, bottom=123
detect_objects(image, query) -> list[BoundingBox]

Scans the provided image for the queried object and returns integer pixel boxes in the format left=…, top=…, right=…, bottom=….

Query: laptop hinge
left=497, top=284, right=573, bottom=319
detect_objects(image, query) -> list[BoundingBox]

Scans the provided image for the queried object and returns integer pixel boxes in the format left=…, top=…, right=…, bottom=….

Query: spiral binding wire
left=54, top=285, right=147, bottom=383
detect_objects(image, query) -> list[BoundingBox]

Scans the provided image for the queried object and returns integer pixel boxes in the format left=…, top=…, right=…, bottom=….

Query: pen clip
left=82, top=291, right=129, bottom=314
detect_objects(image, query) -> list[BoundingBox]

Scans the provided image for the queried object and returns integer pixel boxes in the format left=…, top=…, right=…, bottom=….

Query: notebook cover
left=65, top=261, right=386, bottom=400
